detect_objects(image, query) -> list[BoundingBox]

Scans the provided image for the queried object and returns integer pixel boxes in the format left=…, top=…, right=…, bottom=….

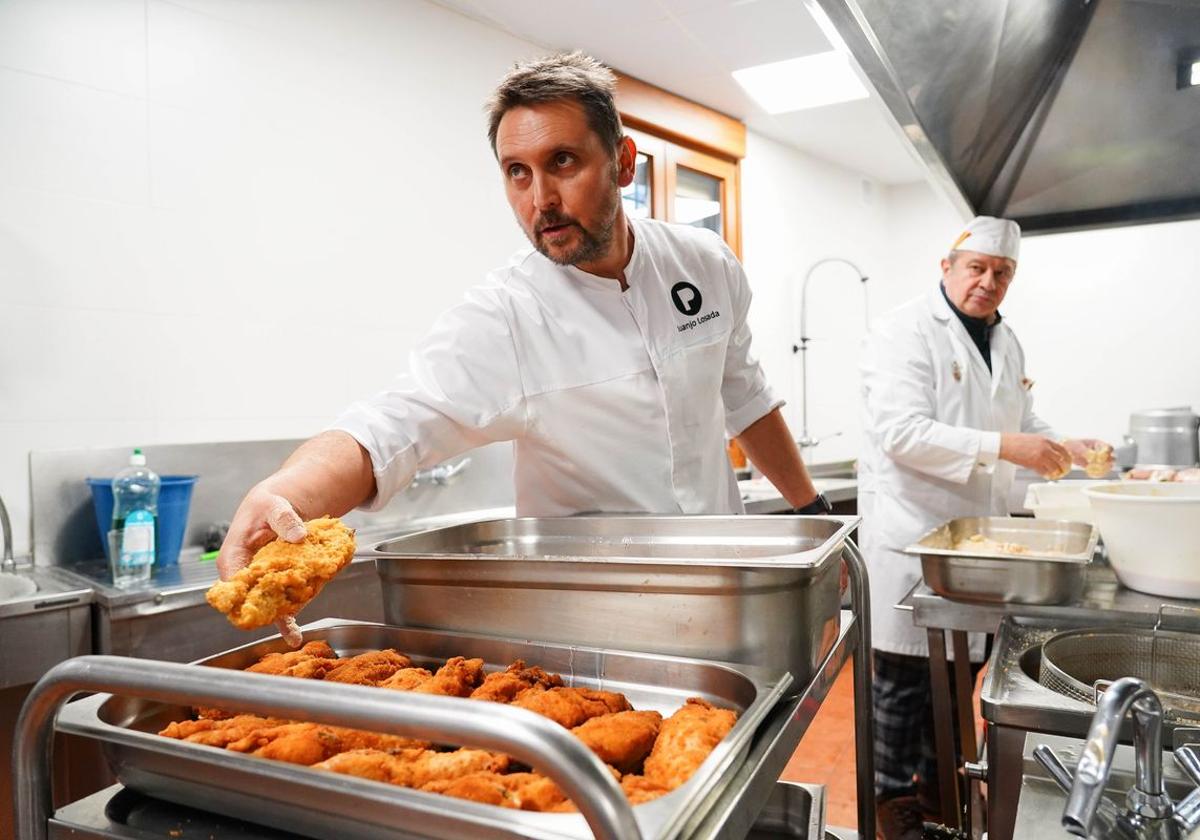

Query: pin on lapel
left=1021, top=376, right=1035, bottom=391
left=952, top=360, right=962, bottom=382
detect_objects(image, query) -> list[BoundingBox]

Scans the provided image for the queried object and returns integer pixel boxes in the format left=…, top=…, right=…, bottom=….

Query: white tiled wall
left=0, top=0, right=540, bottom=556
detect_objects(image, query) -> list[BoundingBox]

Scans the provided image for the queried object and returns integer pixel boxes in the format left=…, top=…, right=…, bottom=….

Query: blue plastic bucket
left=85, top=475, right=199, bottom=567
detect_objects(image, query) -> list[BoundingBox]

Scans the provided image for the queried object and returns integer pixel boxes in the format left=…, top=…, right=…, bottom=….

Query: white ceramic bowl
left=1084, top=482, right=1200, bottom=598
left=1023, top=480, right=1107, bottom=525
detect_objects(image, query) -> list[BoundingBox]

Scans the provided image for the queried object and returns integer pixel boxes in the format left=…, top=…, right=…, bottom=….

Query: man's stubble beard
left=530, top=168, right=621, bottom=267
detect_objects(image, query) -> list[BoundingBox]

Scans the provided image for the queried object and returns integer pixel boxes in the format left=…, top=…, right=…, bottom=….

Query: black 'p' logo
left=670, top=281, right=702, bottom=316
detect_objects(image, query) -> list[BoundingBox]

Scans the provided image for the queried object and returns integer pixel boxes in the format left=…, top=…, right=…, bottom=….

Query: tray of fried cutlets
left=56, top=618, right=792, bottom=840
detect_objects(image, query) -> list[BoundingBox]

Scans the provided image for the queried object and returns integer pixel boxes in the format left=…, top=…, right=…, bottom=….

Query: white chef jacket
left=858, top=289, right=1056, bottom=658
left=333, top=218, right=781, bottom=516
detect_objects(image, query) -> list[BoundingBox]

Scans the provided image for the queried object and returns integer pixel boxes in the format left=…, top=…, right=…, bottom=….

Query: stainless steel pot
left=1126, top=407, right=1200, bottom=468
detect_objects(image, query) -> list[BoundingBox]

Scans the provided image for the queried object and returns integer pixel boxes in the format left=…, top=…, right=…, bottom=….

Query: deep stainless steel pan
left=905, top=516, right=1097, bottom=605
left=370, top=515, right=857, bottom=686
left=51, top=619, right=792, bottom=840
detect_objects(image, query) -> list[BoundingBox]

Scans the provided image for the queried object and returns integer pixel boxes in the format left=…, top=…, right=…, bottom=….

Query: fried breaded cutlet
left=246, top=640, right=340, bottom=678
left=511, top=686, right=632, bottom=729
left=159, top=714, right=428, bottom=765
left=378, top=656, right=485, bottom=696
left=313, top=747, right=510, bottom=788
left=572, top=710, right=663, bottom=774
left=160, top=714, right=289, bottom=748
left=619, top=774, right=672, bottom=805
left=469, top=660, right=564, bottom=703
left=196, top=641, right=342, bottom=719
left=324, top=649, right=412, bottom=686
left=421, top=771, right=571, bottom=812
left=206, top=516, right=355, bottom=630
left=641, top=697, right=737, bottom=791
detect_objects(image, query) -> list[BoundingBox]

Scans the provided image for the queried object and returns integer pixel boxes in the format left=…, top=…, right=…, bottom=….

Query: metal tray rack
left=18, top=535, right=876, bottom=840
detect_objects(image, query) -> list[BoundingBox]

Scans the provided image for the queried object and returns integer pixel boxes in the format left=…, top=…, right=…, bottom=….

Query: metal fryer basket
left=1039, top=627, right=1200, bottom=719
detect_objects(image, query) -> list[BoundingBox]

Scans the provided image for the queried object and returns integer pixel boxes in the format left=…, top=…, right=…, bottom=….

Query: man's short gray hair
left=486, top=52, right=624, bottom=158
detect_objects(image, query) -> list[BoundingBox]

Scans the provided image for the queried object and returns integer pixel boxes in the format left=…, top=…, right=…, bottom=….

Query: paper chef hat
left=949, top=216, right=1021, bottom=262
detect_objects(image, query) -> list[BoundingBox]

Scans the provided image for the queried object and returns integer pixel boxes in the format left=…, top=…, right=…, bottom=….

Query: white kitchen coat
left=333, top=217, right=781, bottom=516
left=858, top=289, right=1056, bottom=658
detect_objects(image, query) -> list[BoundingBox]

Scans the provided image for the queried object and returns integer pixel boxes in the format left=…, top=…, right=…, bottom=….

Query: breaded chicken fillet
left=206, top=517, right=355, bottom=630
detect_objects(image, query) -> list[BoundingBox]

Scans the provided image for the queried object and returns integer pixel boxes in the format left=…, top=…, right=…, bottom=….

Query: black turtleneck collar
left=940, top=283, right=1001, bottom=373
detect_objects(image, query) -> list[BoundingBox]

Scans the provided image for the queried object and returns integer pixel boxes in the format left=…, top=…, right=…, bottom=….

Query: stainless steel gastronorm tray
left=905, top=516, right=1098, bottom=605
left=370, top=515, right=857, bottom=687
left=56, top=619, right=792, bottom=840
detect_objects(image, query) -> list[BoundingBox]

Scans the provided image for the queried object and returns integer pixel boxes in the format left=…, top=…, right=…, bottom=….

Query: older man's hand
left=1063, top=439, right=1115, bottom=477
left=999, top=433, right=1073, bottom=479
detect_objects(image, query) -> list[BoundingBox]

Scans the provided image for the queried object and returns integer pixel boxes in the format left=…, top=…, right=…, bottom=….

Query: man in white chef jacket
left=217, top=52, right=829, bottom=643
left=859, top=216, right=1111, bottom=837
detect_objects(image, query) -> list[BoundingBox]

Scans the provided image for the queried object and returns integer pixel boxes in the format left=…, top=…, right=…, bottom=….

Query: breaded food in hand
left=642, top=698, right=737, bottom=790
left=469, top=660, right=564, bottom=703
left=206, top=516, right=355, bottom=630
left=324, top=649, right=412, bottom=686
left=572, top=710, right=663, bottom=774
left=313, top=747, right=509, bottom=788
left=511, top=686, right=632, bottom=729
left=1085, top=444, right=1114, bottom=478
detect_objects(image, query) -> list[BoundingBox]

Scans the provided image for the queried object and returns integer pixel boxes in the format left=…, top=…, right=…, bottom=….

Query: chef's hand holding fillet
left=216, top=51, right=826, bottom=648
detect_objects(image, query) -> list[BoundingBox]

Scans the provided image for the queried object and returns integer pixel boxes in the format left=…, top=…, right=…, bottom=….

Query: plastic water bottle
left=110, top=448, right=160, bottom=587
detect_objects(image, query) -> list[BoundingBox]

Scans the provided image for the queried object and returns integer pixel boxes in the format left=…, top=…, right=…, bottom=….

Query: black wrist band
left=795, top=493, right=832, bottom=515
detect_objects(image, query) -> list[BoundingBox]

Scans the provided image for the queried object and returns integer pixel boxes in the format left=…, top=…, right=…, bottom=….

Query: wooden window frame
left=614, top=72, right=746, bottom=258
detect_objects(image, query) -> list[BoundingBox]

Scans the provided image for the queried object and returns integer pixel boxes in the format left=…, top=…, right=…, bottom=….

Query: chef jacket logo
left=670, top=281, right=703, bottom=316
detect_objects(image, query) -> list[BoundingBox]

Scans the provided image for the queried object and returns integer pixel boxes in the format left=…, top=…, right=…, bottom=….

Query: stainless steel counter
left=899, top=563, right=1200, bottom=834
left=0, top=565, right=93, bottom=620
left=900, top=565, right=1200, bottom=634
left=739, top=478, right=857, bottom=515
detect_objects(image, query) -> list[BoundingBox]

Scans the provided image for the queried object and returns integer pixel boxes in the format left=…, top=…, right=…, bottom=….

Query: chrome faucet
left=0, top=493, right=14, bottom=573
left=1035, top=676, right=1200, bottom=839
left=1065, top=677, right=1172, bottom=835
left=791, top=257, right=868, bottom=456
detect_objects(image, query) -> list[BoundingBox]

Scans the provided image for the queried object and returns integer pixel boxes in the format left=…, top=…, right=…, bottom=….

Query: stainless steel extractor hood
left=810, top=0, right=1200, bottom=234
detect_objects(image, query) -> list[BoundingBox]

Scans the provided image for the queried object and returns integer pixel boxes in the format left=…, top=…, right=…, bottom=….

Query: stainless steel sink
left=0, top=566, right=93, bottom=689
left=0, top=571, right=37, bottom=602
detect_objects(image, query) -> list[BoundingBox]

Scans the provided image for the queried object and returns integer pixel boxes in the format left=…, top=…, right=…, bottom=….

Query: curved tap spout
left=0, top=493, right=13, bottom=573
left=793, top=257, right=869, bottom=450
left=1064, top=677, right=1171, bottom=837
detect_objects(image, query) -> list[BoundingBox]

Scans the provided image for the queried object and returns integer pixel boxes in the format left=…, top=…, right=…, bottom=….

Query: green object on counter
left=199, top=550, right=219, bottom=562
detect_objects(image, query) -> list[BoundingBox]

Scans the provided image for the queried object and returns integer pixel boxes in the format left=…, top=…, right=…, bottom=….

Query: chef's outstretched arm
left=216, top=430, right=375, bottom=645
left=735, top=408, right=819, bottom=508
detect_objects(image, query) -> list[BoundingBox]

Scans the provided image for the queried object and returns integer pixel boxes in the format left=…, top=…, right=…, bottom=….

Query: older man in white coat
left=858, top=216, right=1111, bottom=838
